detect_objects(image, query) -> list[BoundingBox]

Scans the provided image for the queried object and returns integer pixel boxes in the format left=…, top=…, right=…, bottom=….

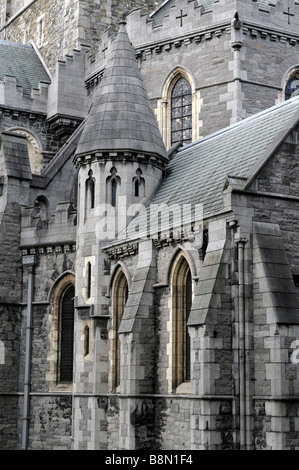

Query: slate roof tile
left=0, top=40, right=50, bottom=96
left=117, top=96, right=299, bottom=242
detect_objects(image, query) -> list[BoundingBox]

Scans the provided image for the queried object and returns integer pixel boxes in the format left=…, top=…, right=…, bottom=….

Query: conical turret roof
left=75, top=18, right=167, bottom=161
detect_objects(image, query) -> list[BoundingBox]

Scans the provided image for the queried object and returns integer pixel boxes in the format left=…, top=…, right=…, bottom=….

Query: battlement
left=0, top=75, right=49, bottom=113
left=47, top=45, right=90, bottom=137
left=127, top=0, right=299, bottom=47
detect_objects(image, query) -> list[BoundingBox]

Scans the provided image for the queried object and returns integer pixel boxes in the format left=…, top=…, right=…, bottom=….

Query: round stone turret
left=74, top=18, right=167, bottom=165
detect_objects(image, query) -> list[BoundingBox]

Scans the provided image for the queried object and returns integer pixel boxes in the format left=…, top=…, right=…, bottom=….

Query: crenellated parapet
left=0, top=75, right=49, bottom=113
left=47, top=45, right=90, bottom=139
left=126, top=0, right=299, bottom=50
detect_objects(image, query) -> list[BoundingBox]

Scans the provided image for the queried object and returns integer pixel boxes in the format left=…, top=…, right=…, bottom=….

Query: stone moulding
left=73, top=150, right=167, bottom=170
left=21, top=243, right=76, bottom=257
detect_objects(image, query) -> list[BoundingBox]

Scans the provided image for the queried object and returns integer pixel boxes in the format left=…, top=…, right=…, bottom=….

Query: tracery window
left=171, top=253, right=192, bottom=389
left=111, top=268, right=128, bottom=391
left=285, top=72, right=299, bottom=100
left=171, top=77, right=192, bottom=146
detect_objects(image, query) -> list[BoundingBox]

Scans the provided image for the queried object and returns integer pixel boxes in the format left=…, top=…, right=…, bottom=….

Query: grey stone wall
left=0, top=306, right=21, bottom=449
left=0, top=108, right=65, bottom=168
left=240, top=31, right=299, bottom=117
left=0, top=0, right=165, bottom=74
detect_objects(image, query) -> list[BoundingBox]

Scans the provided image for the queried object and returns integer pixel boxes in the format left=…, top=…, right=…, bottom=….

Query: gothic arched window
left=86, top=262, right=92, bottom=299
left=111, top=268, right=128, bottom=391
left=58, top=284, right=75, bottom=383
left=171, top=253, right=192, bottom=389
left=86, top=170, right=95, bottom=210
left=106, top=167, right=121, bottom=208
left=285, top=72, right=299, bottom=100
left=132, top=168, right=145, bottom=198
left=171, top=77, right=192, bottom=146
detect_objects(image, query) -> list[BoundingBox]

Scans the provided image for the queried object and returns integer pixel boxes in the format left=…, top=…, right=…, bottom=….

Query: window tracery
left=285, top=72, right=299, bottom=100
left=171, top=77, right=192, bottom=146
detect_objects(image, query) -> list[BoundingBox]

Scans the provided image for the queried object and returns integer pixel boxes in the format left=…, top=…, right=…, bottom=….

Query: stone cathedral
left=2, top=0, right=299, bottom=451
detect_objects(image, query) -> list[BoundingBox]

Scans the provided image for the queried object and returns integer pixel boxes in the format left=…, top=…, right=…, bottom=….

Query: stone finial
left=233, top=12, right=243, bottom=30
left=119, top=12, right=127, bottom=25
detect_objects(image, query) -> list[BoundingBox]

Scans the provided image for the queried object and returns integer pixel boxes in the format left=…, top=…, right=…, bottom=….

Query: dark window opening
left=87, top=262, right=91, bottom=299
left=111, top=180, right=117, bottom=207
left=90, top=179, right=95, bottom=209
left=84, top=325, right=90, bottom=357
left=59, top=285, right=75, bottom=383
left=135, top=179, right=139, bottom=197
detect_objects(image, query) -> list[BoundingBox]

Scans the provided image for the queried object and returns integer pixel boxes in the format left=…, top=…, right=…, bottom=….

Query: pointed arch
left=48, top=272, right=75, bottom=388
left=132, top=168, right=145, bottom=199
left=110, top=266, right=129, bottom=391
left=106, top=166, right=121, bottom=208
left=166, top=246, right=196, bottom=286
left=169, top=251, right=193, bottom=391
left=157, top=66, right=200, bottom=149
left=283, top=66, right=299, bottom=100
left=85, top=169, right=95, bottom=214
left=109, top=261, right=132, bottom=294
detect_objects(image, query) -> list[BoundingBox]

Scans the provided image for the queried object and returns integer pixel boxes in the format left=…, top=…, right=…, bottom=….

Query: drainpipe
left=230, top=13, right=244, bottom=124
left=236, top=238, right=247, bottom=450
left=21, top=254, right=37, bottom=450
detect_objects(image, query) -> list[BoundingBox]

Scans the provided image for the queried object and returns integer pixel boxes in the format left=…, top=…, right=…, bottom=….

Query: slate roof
left=116, top=96, right=299, bottom=242
left=75, top=20, right=167, bottom=160
left=0, top=131, right=32, bottom=180
left=0, top=40, right=50, bottom=96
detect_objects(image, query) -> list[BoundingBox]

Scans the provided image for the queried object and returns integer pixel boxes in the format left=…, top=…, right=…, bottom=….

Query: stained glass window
left=285, top=74, right=299, bottom=100
left=171, top=77, right=192, bottom=146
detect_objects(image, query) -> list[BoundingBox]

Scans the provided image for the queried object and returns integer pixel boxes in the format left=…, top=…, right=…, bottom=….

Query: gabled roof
left=116, top=96, right=299, bottom=243
left=75, top=19, right=167, bottom=160
left=0, top=40, right=50, bottom=96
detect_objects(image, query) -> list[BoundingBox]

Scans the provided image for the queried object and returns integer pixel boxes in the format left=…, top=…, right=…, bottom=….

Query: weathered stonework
left=1, top=0, right=299, bottom=452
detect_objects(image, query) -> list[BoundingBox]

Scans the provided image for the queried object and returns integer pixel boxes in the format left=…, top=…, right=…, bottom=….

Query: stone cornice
left=85, top=17, right=299, bottom=93
left=73, top=150, right=168, bottom=170
left=20, top=243, right=76, bottom=257
left=105, top=242, right=138, bottom=260
left=0, top=104, right=47, bottom=119
left=243, top=21, right=299, bottom=45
